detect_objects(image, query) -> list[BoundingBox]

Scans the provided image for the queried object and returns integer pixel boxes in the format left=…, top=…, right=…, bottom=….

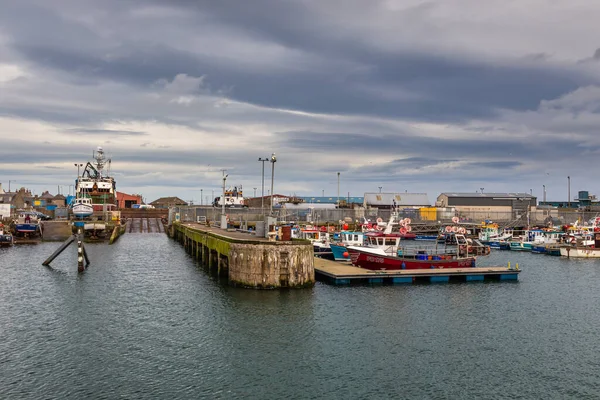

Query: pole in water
left=78, top=238, right=84, bottom=272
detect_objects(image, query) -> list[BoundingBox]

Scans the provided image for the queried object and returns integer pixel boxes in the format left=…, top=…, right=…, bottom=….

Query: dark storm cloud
left=2, top=0, right=591, bottom=123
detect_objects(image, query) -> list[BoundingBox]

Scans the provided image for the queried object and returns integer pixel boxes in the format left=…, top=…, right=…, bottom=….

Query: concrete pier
left=170, top=223, right=314, bottom=289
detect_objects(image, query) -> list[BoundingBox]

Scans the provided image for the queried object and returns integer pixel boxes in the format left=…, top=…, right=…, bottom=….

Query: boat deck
left=314, top=257, right=520, bottom=285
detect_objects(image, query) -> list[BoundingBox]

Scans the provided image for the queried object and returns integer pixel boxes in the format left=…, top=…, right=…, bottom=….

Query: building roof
left=40, top=191, right=54, bottom=199
left=299, top=196, right=364, bottom=204
left=364, top=193, right=430, bottom=206
left=150, top=196, right=188, bottom=205
left=53, top=194, right=66, bottom=200
left=440, top=192, right=535, bottom=199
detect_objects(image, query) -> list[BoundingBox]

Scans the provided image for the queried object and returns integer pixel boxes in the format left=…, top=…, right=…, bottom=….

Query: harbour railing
left=171, top=206, right=596, bottom=229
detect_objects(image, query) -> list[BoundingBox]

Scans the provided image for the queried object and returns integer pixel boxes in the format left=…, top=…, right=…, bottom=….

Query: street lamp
left=322, top=189, right=324, bottom=197
left=378, top=186, right=382, bottom=193
left=480, top=187, right=484, bottom=194
left=74, top=163, right=83, bottom=177
left=337, top=172, right=340, bottom=208
left=270, top=153, right=277, bottom=215
left=567, top=176, right=571, bottom=208
left=221, top=170, right=228, bottom=228
left=200, top=189, right=203, bottom=206
left=8, top=180, right=16, bottom=192
left=258, top=157, right=269, bottom=216
left=543, top=185, right=546, bottom=203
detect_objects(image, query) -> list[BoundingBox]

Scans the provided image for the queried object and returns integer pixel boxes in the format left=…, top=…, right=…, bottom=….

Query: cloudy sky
left=1, top=0, right=600, bottom=204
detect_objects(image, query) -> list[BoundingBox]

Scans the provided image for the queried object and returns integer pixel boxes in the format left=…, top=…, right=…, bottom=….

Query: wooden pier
left=314, top=258, right=520, bottom=285
left=171, top=222, right=314, bottom=289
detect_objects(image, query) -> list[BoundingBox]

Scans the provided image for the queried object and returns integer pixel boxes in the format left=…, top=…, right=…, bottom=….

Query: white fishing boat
left=72, top=197, right=94, bottom=218
left=560, top=233, right=600, bottom=258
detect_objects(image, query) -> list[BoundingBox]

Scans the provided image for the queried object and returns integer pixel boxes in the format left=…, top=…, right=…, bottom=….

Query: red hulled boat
left=347, top=233, right=477, bottom=271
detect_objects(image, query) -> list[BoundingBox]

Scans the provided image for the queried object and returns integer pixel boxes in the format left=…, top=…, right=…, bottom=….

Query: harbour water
left=2, top=235, right=600, bottom=398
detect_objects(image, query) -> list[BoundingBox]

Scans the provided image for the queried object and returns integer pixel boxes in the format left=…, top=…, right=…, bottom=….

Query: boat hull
left=560, top=247, right=600, bottom=258
left=329, top=243, right=350, bottom=261
left=72, top=204, right=94, bottom=218
left=488, top=241, right=511, bottom=250
left=509, top=242, right=532, bottom=251
left=0, top=234, right=13, bottom=246
left=15, top=223, right=40, bottom=233
left=415, top=235, right=438, bottom=241
left=347, top=248, right=476, bottom=270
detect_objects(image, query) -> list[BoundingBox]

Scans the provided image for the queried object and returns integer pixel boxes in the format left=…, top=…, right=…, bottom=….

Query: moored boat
left=329, top=231, right=364, bottom=261
left=348, top=233, right=477, bottom=271
left=0, top=223, right=13, bottom=247
left=14, top=212, right=41, bottom=237
left=72, top=197, right=94, bottom=218
left=560, top=232, right=600, bottom=258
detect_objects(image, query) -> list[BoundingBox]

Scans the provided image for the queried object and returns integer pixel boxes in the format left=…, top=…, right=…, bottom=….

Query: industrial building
left=363, top=193, right=430, bottom=209
left=436, top=192, right=536, bottom=222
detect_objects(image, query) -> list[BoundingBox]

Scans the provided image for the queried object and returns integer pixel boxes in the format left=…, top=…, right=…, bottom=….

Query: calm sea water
left=2, top=235, right=600, bottom=399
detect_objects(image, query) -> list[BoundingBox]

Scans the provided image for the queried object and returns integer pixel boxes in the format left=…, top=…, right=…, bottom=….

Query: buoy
left=376, top=217, right=383, bottom=224
left=400, top=227, right=407, bottom=235
left=452, top=216, right=459, bottom=224
left=343, top=223, right=349, bottom=230
left=343, top=252, right=349, bottom=258
left=459, top=227, right=466, bottom=234
left=406, top=225, right=412, bottom=232
left=452, top=226, right=459, bottom=233
left=445, top=226, right=452, bottom=233
left=404, top=218, right=411, bottom=225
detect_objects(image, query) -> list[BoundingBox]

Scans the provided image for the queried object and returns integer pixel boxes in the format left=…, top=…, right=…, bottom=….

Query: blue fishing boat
left=329, top=231, right=364, bottom=261
left=14, top=212, right=41, bottom=237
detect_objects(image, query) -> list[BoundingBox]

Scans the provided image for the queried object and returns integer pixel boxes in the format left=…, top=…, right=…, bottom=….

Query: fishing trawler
left=75, top=146, right=117, bottom=212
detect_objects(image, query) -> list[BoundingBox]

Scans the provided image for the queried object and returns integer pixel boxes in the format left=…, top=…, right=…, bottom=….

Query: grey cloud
left=65, top=128, right=147, bottom=136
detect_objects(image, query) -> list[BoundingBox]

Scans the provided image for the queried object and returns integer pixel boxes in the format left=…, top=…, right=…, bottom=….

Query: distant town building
left=116, top=191, right=143, bottom=208
left=52, top=194, right=66, bottom=208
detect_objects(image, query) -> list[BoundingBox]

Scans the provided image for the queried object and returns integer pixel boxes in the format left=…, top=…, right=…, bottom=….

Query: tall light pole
left=74, top=163, right=83, bottom=177
left=322, top=189, right=324, bottom=197
left=8, top=180, right=15, bottom=192
left=270, top=153, right=277, bottom=215
left=200, top=189, right=203, bottom=206
left=378, top=186, right=382, bottom=193
left=543, top=185, right=546, bottom=203
left=568, top=176, right=571, bottom=208
left=480, top=187, right=484, bottom=194
left=221, top=170, right=228, bottom=228
left=258, top=157, right=269, bottom=216
left=337, top=172, right=340, bottom=208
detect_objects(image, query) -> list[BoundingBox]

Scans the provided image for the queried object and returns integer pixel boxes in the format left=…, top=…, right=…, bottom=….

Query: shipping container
left=419, top=207, right=437, bottom=221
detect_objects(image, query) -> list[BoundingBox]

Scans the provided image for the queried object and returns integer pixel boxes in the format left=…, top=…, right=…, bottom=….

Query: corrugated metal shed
left=441, top=192, right=534, bottom=199
left=364, top=193, right=430, bottom=207
left=283, top=203, right=338, bottom=210
left=299, top=196, right=364, bottom=204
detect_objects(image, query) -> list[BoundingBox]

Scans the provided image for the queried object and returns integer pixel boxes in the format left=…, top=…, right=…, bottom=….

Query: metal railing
left=169, top=206, right=600, bottom=228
